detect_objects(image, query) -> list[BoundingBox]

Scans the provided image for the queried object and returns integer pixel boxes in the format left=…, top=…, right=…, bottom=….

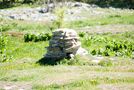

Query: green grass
left=33, top=76, right=134, bottom=90
left=0, top=63, right=133, bottom=89
left=0, top=7, right=134, bottom=90
left=33, top=79, right=98, bottom=90
left=0, top=19, right=51, bottom=33
left=80, top=31, right=134, bottom=58
left=1, top=13, right=134, bottom=33
left=0, top=33, right=133, bottom=90
left=5, top=36, right=48, bottom=60
left=0, top=34, right=133, bottom=89
left=1, top=31, right=133, bottom=63
left=66, top=14, right=134, bottom=29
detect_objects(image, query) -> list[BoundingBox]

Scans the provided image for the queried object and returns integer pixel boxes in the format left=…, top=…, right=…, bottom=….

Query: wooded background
left=0, top=0, right=134, bottom=9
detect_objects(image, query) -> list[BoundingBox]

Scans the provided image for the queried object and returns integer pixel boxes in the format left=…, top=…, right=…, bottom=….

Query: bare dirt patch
left=98, top=84, right=134, bottom=90
left=0, top=81, right=32, bottom=90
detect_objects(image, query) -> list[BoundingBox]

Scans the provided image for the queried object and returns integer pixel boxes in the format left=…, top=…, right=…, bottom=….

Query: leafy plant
left=0, top=34, right=12, bottom=62
left=24, top=33, right=52, bottom=42
left=81, top=32, right=134, bottom=58
left=79, top=32, right=86, bottom=37
left=49, top=7, right=66, bottom=30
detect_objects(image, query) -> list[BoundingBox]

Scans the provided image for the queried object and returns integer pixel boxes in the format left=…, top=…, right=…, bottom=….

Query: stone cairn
left=45, top=28, right=88, bottom=60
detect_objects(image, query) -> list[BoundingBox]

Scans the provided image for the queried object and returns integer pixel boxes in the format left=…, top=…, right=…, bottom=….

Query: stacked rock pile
left=45, top=29, right=88, bottom=60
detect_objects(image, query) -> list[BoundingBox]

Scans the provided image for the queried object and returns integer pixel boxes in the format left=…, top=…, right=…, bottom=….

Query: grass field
left=0, top=6, right=134, bottom=90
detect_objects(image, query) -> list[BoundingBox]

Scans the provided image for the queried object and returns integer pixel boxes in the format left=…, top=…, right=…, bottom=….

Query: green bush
left=52, top=7, right=66, bottom=29
left=79, top=32, right=86, bottom=38
left=24, top=33, right=52, bottom=42
left=0, top=34, right=12, bottom=62
left=81, top=32, right=134, bottom=58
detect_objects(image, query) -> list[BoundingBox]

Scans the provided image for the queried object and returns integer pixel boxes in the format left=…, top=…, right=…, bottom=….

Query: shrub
left=52, top=7, right=65, bottom=29
left=79, top=32, right=86, bottom=38
left=0, top=34, right=12, bottom=62
left=24, top=33, right=52, bottom=42
left=81, top=32, right=134, bottom=58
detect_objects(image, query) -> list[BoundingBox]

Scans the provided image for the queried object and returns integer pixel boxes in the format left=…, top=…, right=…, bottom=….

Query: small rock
left=9, top=15, right=15, bottom=19
left=39, top=8, right=49, bottom=13
left=74, top=2, right=82, bottom=7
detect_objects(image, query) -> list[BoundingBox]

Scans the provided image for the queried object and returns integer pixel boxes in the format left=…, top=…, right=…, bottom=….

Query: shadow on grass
left=37, top=57, right=64, bottom=65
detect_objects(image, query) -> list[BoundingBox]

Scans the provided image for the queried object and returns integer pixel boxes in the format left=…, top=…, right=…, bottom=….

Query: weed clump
left=98, top=59, right=113, bottom=67
left=24, top=33, right=52, bottom=42
left=0, top=34, right=13, bottom=62
left=81, top=32, right=134, bottom=58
